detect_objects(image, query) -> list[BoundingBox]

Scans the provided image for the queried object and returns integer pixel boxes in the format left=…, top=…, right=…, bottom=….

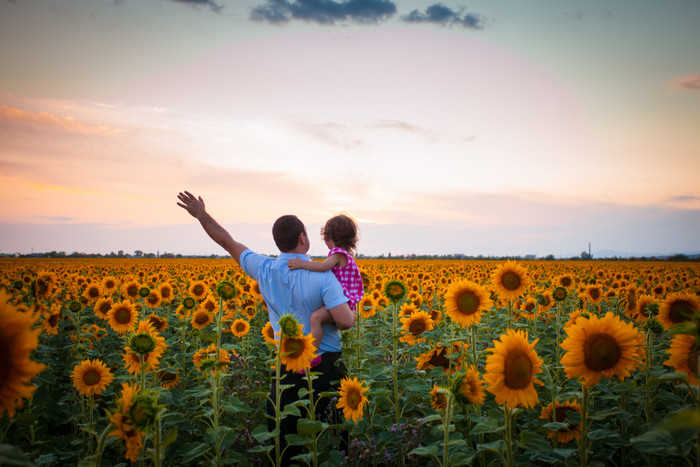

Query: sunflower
left=142, top=289, right=162, bottom=309
left=635, top=295, right=657, bottom=321
left=123, top=321, right=166, bottom=374
left=450, top=366, right=485, bottom=406
left=384, top=279, right=408, bottom=304
left=231, top=318, right=251, bottom=338
left=190, top=309, right=214, bottom=330
left=664, top=334, right=699, bottom=384
left=101, top=276, right=119, bottom=294
left=122, top=280, right=141, bottom=301
left=0, top=291, right=46, bottom=417
left=400, top=311, right=434, bottom=345
left=584, top=285, right=603, bottom=305
left=189, top=280, right=209, bottom=300
left=484, top=329, right=543, bottom=409
left=444, top=280, right=493, bottom=328
left=555, top=274, right=576, bottom=291
left=491, top=261, right=530, bottom=301
left=415, top=342, right=465, bottom=374
left=147, top=313, right=168, bottom=332
left=358, top=296, right=377, bottom=319
left=430, top=385, right=448, bottom=410
left=658, top=292, right=700, bottom=330
left=109, top=383, right=143, bottom=463
left=72, top=359, right=114, bottom=397
left=193, top=343, right=231, bottom=374
left=94, top=297, right=113, bottom=320
left=200, top=296, right=218, bottom=314
left=560, top=312, right=643, bottom=387
left=539, top=400, right=582, bottom=443
left=262, top=321, right=278, bottom=345
left=399, top=302, right=420, bottom=317
left=108, top=300, right=138, bottom=334
left=158, top=370, right=180, bottom=389
left=216, top=280, right=238, bottom=300
left=82, top=283, right=103, bottom=303
left=553, top=286, right=568, bottom=303
left=336, top=376, right=369, bottom=423
left=279, top=333, right=317, bottom=373
left=157, top=282, right=174, bottom=303
left=42, top=304, right=61, bottom=335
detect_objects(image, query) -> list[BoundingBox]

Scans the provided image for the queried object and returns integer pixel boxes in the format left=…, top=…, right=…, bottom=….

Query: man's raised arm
left=177, top=191, right=248, bottom=264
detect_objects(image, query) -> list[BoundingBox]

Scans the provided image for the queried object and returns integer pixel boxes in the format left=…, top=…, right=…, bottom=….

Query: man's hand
left=177, top=191, right=206, bottom=219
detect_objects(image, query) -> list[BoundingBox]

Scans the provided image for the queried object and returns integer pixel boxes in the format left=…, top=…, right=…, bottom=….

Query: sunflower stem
left=504, top=406, right=514, bottom=467
left=580, top=385, right=589, bottom=467
left=392, top=301, right=400, bottom=425
left=305, top=368, right=319, bottom=467
left=442, top=392, right=454, bottom=467
left=92, top=422, right=114, bottom=467
left=470, top=325, right=478, bottom=368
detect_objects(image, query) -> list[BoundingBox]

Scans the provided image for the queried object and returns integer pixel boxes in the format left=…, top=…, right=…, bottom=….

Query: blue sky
left=0, top=0, right=699, bottom=257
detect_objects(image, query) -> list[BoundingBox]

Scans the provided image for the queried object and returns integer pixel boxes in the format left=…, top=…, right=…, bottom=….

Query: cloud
left=367, top=119, right=475, bottom=143
left=0, top=105, right=123, bottom=136
left=667, top=74, right=700, bottom=91
left=167, top=0, right=223, bottom=13
left=402, top=3, right=485, bottom=29
left=250, top=0, right=397, bottom=25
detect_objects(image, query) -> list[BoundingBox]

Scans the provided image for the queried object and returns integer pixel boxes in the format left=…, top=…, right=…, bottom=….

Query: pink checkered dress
left=328, top=247, right=364, bottom=309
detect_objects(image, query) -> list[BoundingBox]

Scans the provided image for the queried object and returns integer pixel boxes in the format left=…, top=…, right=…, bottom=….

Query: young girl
left=288, top=214, right=364, bottom=352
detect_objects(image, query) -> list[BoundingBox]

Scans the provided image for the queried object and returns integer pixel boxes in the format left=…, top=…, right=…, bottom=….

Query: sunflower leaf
left=285, top=434, right=313, bottom=446
left=477, top=440, right=506, bottom=456
left=297, top=419, right=324, bottom=436
left=516, top=431, right=550, bottom=452
left=409, top=445, right=438, bottom=457
left=471, top=420, right=503, bottom=435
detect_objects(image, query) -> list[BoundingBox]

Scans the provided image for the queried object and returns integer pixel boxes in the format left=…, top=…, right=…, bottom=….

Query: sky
left=1, top=0, right=699, bottom=258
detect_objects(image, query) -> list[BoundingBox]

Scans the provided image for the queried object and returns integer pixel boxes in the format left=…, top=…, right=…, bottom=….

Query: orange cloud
left=0, top=105, right=123, bottom=135
left=667, top=74, right=700, bottom=91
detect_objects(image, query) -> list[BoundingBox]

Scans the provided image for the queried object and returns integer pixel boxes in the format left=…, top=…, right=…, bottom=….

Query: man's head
left=272, top=215, right=308, bottom=253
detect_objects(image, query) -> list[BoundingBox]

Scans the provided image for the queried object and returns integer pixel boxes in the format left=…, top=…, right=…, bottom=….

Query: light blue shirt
left=240, top=249, right=349, bottom=353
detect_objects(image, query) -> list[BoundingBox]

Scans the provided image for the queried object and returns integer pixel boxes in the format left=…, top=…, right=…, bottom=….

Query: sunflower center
left=192, top=285, right=205, bottom=296
left=235, top=323, right=246, bottom=333
left=588, top=288, right=601, bottom=301
left=457, top=292, right=479, bottom=315
left=114, top=307, right=133, bottom=325
left=146, top=294, right=159, bottom=305
left=553, top=287, right=568, bottom=301
left=194, top=313, right=210, bottom=325
left=501, top=272, right=522, bottom=291
left=126, top=284, right=139, bottom=297
left=503, top=350, right=533, bottom=389
left=347, top=391, right=361, bottom=409
left=83, top=369, right=101, bottom=386
left=554, top=406, right=576, bottom=426
left=48, top=314, right=60, bottom=327
left=428, top=348, right=450, bottom=369
left=409, top=319, right=426, bottom=335
left=561, top=277, right=572, bottom=288
left=88, top=287, right=100, bottom=299
left=160, top=288, right=171, bottom=299
left=284, top=338, right=304, bottom=358
left=387, top=284, right=404, bottom=298
left=670, top=300, right=693, bottom=324
left=584, top=333, right=621, bottom=372
left=0, top=337, right=12, bottom=388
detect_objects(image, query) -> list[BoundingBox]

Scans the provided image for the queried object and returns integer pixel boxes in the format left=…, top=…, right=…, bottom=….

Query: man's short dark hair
left=272, top=215, right=306, bottom=252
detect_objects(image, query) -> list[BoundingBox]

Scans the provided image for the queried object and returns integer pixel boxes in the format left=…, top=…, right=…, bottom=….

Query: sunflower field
left=1, top=257, right=700, bottom=466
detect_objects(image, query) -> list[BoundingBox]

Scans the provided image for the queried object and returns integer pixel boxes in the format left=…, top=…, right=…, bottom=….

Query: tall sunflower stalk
left=391, top=300, right=401, bottom=425
left=441, top=390, right=454, bottom=467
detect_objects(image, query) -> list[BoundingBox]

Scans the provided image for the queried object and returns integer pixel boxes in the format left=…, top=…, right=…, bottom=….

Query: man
left=177, top=191, right=354, bottom=464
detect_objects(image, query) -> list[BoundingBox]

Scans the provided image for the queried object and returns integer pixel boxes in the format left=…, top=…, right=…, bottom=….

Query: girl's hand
left=288, top=258, right=304, bottom=270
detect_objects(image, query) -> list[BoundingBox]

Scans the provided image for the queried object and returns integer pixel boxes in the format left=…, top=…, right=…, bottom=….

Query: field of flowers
left=1, top=257, right=700, bottom=466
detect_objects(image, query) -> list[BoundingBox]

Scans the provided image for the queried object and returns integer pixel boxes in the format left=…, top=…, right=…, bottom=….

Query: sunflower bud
left=130, top=333, right=156, bottom=355
left=69, top=300, right=83, bottom=313
left=278, top=314, right=301, bottom=338
left=216, top=281, right=238, bottom=300
left=182, top=296, right=197, bottom=310
left=138, top=287, right=151, bottom=298
left=384, top=279, right=408, bottom=304
left=129, top=393, right=159, bottom=430
left=553, top=287, right=568, bottom=302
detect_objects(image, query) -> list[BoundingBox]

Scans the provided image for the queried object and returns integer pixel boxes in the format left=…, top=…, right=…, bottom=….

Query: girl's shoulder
left=328, top=247, right=350, bottom=257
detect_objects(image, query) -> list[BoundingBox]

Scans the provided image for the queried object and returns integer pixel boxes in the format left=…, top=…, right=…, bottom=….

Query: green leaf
left=297, top=419, right=324, bottom=436
left=477, top=440, right=506, bottom=456
left=282, top=404, right=302, bottom=417
left=471, top=420, right=503, bottom=435
left=162, top=428, right=178, bottom=449
left=0, top=444, right=34, bottom=467
left=285, top=434, right=313, bottom=446
left=630, top=430, right=675, bottom=454
left=587, top=429, right=618, bottom=442
left=516, top=431, right=550, bottom=452
left=179, top=442, right=212, bottom=464
left=222, top=396, right=251, bottom=414
left=252, top=425, right=277, bottom=442
left=409, top=445, right=438, bottom=457
left=655, top=409, right=700, bottom=434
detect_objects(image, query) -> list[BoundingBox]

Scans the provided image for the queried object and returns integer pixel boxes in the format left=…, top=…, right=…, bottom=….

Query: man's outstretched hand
left=177, top=191, right=205, bottom=218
